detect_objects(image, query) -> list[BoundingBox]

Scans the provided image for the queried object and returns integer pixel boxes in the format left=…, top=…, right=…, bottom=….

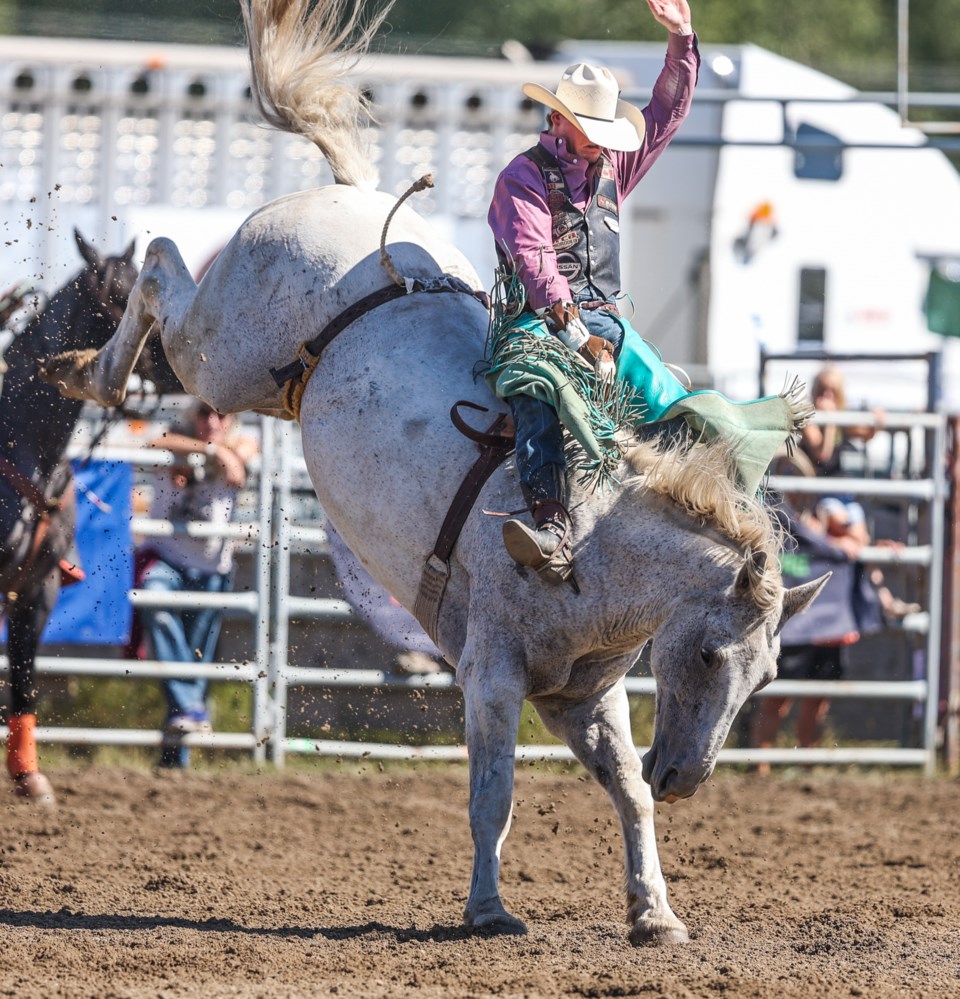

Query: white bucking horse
left=43, top=0, right=828, bottom=945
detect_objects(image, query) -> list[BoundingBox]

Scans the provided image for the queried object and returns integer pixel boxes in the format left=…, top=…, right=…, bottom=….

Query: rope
left=379, top=173, right=434, bottom=286
left=274, top=175, right=439, bottom=421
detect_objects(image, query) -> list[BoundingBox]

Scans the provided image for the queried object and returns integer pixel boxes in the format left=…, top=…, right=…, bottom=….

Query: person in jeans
left=487, top=0, right=698, bottom=581
left=137, top=401, right=258, bottom=768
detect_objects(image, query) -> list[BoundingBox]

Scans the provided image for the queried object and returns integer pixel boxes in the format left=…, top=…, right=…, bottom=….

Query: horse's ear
left=777, top=573, right=831, bottom=632
left=121, top=237, right=137, bottom=265
left=74, top=229, right=101, bottom=270
left=734, top=549, right=768, bottom=596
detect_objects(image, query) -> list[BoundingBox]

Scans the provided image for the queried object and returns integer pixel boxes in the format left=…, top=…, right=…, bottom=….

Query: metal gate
left=2, top=394, right=944, bottom=771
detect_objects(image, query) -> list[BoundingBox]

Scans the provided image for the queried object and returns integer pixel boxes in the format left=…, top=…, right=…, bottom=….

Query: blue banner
left=43, top=459, right=134, bottom=645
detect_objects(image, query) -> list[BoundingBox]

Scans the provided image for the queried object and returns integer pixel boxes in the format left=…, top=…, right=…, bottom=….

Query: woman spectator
left=136, top=401, right=258, bottom=768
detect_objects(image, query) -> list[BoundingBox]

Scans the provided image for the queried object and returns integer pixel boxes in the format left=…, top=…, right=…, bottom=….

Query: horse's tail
left=240, top=0, right=392, bottom=190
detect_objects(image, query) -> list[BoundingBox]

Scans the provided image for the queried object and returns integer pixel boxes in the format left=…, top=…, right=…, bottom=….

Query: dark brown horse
left=0, top=230, right=139, bottom=804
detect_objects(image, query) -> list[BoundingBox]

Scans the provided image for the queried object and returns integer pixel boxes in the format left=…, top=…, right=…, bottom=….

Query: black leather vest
left=521, top=144, right=622, bottom=300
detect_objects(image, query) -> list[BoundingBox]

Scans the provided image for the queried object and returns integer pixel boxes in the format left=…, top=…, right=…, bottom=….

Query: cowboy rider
left=488, top=0, right=699, bottom=583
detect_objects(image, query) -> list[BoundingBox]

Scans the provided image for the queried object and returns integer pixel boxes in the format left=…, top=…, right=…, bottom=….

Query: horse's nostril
left=659, top=766, right=680, bottom=798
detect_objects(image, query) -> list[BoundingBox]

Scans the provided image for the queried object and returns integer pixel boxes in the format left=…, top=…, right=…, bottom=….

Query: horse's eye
left=700, top=646, right=714, bottom=666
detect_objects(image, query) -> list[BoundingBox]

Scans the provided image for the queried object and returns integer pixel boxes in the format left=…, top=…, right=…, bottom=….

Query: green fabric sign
left=925, top=267, right=960, bottom=338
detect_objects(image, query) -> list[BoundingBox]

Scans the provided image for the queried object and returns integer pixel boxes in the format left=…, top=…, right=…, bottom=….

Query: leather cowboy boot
left=503, top=466, right=575, bottom=585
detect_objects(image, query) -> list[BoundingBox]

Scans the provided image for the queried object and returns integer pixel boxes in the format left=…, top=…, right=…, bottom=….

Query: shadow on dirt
left=0, top=909, right=507, bottom=944
left=0, top=908, right=316, bottom=938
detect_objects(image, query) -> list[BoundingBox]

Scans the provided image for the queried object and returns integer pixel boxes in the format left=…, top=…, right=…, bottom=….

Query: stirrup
left=502, top=519, right=575, bottom=587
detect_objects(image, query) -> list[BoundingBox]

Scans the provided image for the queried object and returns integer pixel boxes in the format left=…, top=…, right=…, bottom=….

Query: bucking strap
left=270, top=284, right=408, bottom=420
left=413, top=404, right=514, bottom=644
left=269, top=275, right=490, bottom=422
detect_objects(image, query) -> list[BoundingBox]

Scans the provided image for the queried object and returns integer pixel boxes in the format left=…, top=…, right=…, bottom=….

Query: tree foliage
left=385, top=0, right=956, bottom=89
left=3, top=0, right=960, bottom=89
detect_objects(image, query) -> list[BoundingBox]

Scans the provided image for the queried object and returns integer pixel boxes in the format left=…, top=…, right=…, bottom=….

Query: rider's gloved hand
left=542, top=300, right=581, bottom=335
left=580, top=336, right=617, bottom=385
left=541, top=300, right=617, bottom=383
left=578, top=334, right=615, bottom=365
left=542, top=300, right=593, bottom=356
left=595, top=350, right=617, bottom=385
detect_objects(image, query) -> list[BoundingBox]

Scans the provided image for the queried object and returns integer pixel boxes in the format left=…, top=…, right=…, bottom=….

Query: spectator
left=814, top=495, right=868, bottom=560
left=136, top=401, right=258, bottom=769
left=750, top=644, right=847, bottom=774
left=800, top=365, right=883, bottom=471
left=799, top=365, right=881, bottom=544
left=800, top=365, right=918, bottom=620
left=750, top=503, right=883, bottom=773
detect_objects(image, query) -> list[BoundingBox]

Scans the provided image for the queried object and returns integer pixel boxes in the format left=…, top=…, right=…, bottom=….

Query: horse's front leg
left=6, top=572, right=59, bottom=805
left=534, top=680, right=689, bottom=945
left=41, top=237, right=196, bottom=407
left=459, top=650, right=527, bottom=935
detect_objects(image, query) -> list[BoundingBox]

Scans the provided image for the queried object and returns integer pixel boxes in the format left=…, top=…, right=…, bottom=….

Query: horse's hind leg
left=41, top=237, right=196, bottom=407
left=6, top=573, right=59, bottom=806
left=459, top=649, right=528, bottom=935
left=533, top=682, right=689, bottom=946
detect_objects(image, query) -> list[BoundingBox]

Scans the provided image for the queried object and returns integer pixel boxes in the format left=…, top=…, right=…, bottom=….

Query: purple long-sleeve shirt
left=488, top=32, right=700, bottom=311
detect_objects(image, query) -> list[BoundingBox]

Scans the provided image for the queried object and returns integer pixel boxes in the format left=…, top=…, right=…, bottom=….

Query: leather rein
left=0, top=457, right=73, bottom=604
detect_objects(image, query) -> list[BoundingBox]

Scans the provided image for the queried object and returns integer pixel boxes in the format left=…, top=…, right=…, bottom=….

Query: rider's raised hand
left=645, top=0, right=693, bottom=35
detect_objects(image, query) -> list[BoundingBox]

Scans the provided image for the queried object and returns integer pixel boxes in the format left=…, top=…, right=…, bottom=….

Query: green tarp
left=925, top=267, right=960, bottom=338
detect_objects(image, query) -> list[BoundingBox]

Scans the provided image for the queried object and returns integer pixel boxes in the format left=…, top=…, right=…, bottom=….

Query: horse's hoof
left=465, top=912, right=528, bottom=936
left=13, top=772, right=56, bottom=807
left=628, top=917, right=689, bottom=946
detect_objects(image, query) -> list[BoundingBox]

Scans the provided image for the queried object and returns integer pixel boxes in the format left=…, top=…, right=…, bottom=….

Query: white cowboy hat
left=523, top=63, right=646, bottom=152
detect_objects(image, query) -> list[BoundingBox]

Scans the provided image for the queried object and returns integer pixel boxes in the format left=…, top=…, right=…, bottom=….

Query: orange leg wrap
left=7, top=714, right=39, bottom=779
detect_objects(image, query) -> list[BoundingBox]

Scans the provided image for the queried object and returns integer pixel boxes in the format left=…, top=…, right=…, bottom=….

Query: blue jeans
left=510, top=290, right=624, bottom=498
left=139, top=557, right=231, bottom=766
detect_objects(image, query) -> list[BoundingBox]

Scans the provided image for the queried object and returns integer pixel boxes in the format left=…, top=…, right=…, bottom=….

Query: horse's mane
left=624, top=437, right=783, bottom=613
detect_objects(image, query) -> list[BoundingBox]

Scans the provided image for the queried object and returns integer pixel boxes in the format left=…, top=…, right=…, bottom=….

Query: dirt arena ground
left=0, top=765, right=957, bottom=998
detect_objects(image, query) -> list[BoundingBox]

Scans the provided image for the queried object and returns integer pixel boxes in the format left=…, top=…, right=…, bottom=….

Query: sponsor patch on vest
left=601, top=165, right=615, bottom=181
left=597, top=194, right=618, bottom=214
left=547, top=189, right=565, bottom=208
left=554, top=230, right=579, bottom=250
left=544, top=168, right=564, bottom=187
left=556, top=253, right=583, bottom=279
left=603, top=216, right=620, bottom=233
left=551, top=209, right=579, bottom=232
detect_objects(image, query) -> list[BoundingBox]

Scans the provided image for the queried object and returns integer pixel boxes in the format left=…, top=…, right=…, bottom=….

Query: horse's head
left=642, top=549, right=828, bottom=802
left=618, top=437, right=830, bottom=803
left=73, top=228, right=139, bottom=346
